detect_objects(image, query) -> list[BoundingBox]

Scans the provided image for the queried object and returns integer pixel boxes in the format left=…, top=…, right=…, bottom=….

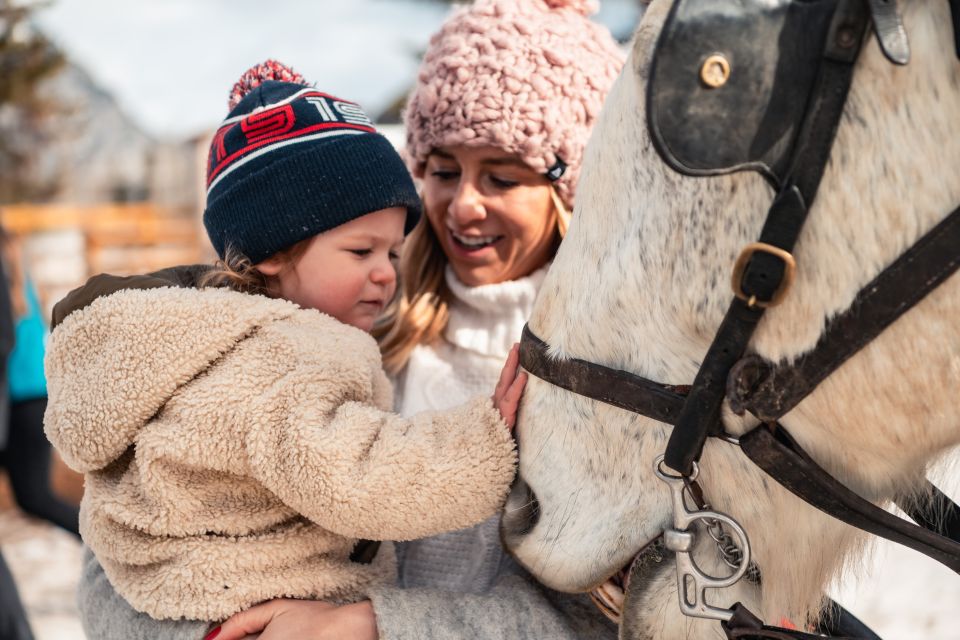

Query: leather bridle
left=519, top=1, right=960, bottom=638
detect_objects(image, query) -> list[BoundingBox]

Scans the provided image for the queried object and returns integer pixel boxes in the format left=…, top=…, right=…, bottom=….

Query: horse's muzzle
left=500, top=473, right=541, bottom=547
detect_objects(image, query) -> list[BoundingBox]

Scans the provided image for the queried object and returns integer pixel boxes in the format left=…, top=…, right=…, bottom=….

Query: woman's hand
left=492, top=343, right=528, bottom=430
left=211, top=599, right=377, bottom=640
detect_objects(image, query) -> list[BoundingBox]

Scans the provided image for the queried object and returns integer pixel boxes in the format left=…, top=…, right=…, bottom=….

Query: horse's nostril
left=500, top=474, right=541, bottom=545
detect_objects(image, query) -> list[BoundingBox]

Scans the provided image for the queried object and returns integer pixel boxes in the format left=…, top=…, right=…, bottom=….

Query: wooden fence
left=1, top=203, right=206, bottom=276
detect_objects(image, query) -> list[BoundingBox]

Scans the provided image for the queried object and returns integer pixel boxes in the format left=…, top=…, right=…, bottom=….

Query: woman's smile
left=448, top=229, right=505, bottom=255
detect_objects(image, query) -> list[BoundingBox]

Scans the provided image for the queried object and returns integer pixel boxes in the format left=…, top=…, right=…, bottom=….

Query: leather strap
left=518, top=325, right=689, bottom=425
left=722, top=603, right=867, bottom=640
left=739, top=426, right=960, bottom=573
left=729, top=204, right=960, bottom=422
left=664, top=1, right=871, bottom=475
left=897, top=484, right=960, bottom=545
left=951, top=0, right=960, bottom=59
left=819, top=600, right=882, bottom=639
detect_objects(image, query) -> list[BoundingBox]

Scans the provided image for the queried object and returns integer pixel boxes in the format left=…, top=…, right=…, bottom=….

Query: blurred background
left=0, top=1, right=957, bottom=639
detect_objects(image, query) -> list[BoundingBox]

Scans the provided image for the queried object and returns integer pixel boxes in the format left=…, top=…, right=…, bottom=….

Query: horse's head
left=502, top=0, right=960, bottom=635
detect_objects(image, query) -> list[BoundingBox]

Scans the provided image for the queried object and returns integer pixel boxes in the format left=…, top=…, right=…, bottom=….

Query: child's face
left=421, top=145, right=557, bottom=286
left=259, top=207, right=406, bottom=331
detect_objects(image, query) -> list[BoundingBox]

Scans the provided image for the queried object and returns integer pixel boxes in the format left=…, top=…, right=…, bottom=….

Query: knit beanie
left=404, top=0, right=625, bottom=209
left=204, top=60, right=422, bottom=263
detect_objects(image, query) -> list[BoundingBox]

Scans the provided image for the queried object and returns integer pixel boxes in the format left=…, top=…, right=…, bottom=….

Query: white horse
left=502, top=1, right=960, bottom=637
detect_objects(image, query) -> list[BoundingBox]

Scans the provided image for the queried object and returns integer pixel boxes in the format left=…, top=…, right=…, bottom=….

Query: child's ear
left=255, top=255, right=284, bottom=276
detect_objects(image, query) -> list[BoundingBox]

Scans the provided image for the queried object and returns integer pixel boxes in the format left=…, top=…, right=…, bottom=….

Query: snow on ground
left=0, top=509, right=84, bottom=640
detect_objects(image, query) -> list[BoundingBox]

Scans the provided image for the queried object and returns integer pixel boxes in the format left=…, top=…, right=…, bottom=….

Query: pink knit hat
left=404, top=0, right=625, bottom=208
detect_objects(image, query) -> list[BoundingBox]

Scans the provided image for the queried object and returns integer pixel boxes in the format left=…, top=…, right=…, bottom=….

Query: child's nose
left=370, top=259, right=396, bottom=286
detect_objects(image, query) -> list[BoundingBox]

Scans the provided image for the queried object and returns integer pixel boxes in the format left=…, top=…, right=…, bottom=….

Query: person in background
left=0, top=228, right=79, bottom=538
left=215, top=1, right=625, bottom=638
left=0, top=222, right=35, bottom=640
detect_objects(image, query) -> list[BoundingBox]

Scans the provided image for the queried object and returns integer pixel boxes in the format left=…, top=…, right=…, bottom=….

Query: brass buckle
left=731, top=242, right=796, bottom=308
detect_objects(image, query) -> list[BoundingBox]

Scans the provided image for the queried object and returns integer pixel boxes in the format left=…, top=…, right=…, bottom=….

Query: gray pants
left=77, top=548, right=211, bottom=640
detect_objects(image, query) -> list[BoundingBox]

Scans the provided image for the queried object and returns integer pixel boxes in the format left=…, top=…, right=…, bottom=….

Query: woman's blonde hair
left=374, top=187, right=570, bottom=374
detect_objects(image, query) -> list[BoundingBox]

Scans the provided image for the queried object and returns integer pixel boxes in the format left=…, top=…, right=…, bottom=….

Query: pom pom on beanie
left=404, top=0, right=625, bottom=208
left=228, top=60, right=306, bottom=111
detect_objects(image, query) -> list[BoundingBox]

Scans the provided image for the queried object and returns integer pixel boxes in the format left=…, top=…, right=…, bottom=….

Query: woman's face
left=421, top=145, right=558, bottom=286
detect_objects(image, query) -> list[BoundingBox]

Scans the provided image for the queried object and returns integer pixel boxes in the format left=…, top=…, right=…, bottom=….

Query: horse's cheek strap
left=739, top=426, right=960, bottom=574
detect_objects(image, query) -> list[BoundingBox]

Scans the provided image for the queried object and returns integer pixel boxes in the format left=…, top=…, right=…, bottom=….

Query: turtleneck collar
left=443, top=264, right=549, bottom=359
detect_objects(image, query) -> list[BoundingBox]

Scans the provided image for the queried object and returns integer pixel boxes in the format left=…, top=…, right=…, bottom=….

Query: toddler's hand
left=492, top=343, right=527, bottom=431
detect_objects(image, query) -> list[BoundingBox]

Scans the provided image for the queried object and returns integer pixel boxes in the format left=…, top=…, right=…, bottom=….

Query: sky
left=34, top=0, right=641, bottom=141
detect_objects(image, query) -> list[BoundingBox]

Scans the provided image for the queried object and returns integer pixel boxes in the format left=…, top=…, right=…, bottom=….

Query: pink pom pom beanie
left=404, top=0, right=625, bottom=208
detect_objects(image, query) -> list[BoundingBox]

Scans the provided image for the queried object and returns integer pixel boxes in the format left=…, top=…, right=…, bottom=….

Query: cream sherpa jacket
left=44, top=286, right=517, bottom=622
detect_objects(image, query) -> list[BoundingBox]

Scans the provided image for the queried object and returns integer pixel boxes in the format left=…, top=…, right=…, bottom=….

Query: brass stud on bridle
left=700, top=54, right=731, bottom=88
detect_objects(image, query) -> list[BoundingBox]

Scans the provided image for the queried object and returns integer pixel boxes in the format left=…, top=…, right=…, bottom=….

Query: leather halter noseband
left=520, top=1, right=960, bottom=638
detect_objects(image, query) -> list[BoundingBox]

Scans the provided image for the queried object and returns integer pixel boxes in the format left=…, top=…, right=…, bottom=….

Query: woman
left=213, top=1, right=625, bottom=638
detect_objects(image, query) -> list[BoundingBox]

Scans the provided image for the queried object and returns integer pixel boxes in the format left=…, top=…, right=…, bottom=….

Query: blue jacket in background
left=8, top=278, right=47, bottom=403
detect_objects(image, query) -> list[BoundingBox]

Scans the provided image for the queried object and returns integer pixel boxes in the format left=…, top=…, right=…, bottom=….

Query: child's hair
left=374, top=189, right=569, bottom=374
left=199, top=241, right=310, bottom=295
left=202, top=60, right=421, bottom=269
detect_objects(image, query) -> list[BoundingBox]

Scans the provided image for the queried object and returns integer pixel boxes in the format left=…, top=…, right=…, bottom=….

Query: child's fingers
left=507, top=342, right=520, bottom=367
left=493, top=344, right=521, bottom=403
left=500, top=371, right=528, bottom=430
left=505, top=371, right=527, bottom=406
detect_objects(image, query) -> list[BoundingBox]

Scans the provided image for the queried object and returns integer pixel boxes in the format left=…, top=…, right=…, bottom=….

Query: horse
left=500, top=1, right=960, bottom=637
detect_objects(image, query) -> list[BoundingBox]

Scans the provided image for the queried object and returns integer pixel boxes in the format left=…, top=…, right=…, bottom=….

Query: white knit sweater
left=392, top=265, right=547, bottom=593
left=398, top=265, right=547, bottom=415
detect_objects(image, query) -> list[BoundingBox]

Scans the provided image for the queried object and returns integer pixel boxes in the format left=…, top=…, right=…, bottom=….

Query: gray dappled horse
left=501, top=1, right=960, bottom=638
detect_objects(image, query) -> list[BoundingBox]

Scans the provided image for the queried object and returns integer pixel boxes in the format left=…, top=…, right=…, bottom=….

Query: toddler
left=44, top=61, right=523, bottom=626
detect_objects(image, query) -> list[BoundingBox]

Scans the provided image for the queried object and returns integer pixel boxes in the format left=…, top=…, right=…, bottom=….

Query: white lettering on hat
left=333, top=101, right=374, bottom=126
left=306, top=96, right=338, bottom=122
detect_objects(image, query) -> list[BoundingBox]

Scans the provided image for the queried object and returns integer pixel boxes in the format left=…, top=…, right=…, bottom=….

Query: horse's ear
left=646, top=0, right=837, bottom=188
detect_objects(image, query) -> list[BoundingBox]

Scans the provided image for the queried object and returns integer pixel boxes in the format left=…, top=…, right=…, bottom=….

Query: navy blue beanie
left=203, top=65, right=422, bottom=263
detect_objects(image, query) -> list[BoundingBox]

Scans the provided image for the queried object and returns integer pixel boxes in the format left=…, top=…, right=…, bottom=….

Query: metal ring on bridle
left=677, top=510, right=752, bottom=587
left=656, top=457, right=699, bottom=481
